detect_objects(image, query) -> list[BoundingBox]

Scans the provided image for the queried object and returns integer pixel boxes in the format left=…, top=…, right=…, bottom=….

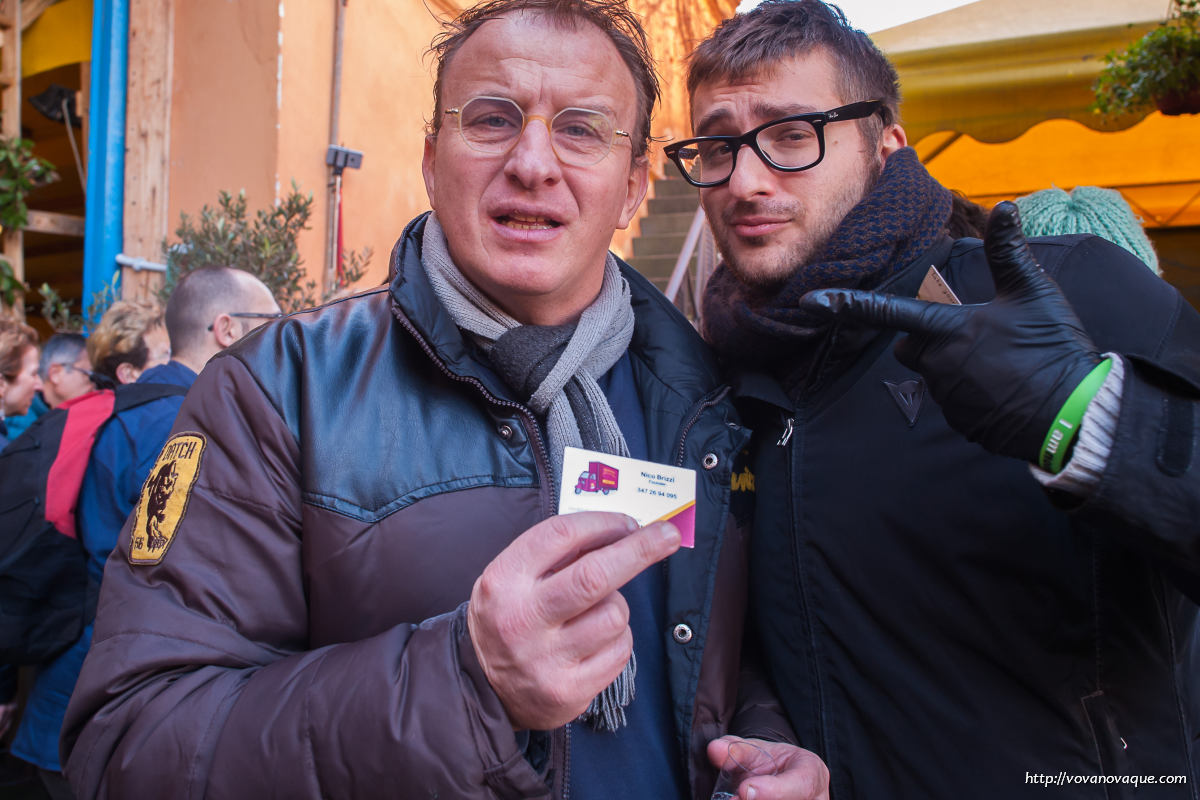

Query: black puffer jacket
left=62, top=215, right=781, bottom=799
left=737, top=234, right=1200, bottom=799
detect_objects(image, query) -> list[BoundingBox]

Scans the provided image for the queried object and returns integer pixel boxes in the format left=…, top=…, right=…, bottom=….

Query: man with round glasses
left=62, top=2, right=827, bottom=798
left=446, top=96, right=631, bottom=166
left=681, top=1, right=1200, bottom=798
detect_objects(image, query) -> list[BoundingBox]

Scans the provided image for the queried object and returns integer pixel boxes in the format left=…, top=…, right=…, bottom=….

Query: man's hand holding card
left=467, top=448, right=696, bottom=730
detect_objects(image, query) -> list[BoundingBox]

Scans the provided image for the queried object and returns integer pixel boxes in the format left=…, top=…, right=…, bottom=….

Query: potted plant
left=0, top=136, right=56, bottom=314
left=1093, top=0, right=1200, bottom=116
left=163, top=183, right=370, bottom=312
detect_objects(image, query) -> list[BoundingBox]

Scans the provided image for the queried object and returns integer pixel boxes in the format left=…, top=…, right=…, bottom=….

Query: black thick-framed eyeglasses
left=207, top=312, right=285, bottom=332
left=663, top=100, right=883, bottom=188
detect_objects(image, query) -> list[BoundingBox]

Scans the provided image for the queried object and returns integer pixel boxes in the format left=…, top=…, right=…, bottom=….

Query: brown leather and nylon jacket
left=62, top=215, right=789, bottom=799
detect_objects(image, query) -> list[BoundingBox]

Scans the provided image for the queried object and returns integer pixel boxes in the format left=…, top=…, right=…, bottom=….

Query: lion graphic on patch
left=144, top=460, right=179, bottom=552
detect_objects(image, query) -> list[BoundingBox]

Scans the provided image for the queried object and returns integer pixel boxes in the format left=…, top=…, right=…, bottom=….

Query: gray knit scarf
left=421, top=212, right=638, bottom=732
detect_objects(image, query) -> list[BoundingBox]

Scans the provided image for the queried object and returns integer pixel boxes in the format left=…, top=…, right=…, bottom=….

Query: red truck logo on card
left=574, top=461, right=618, bottom=495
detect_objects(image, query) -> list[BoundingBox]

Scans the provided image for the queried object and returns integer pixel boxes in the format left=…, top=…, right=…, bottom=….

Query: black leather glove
left=799, top=201, right=1104, bottom=467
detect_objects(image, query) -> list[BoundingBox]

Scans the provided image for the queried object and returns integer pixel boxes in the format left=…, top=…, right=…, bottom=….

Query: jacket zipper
left=777, top=404, right=832, bottom=768
left=562, top=723, right=572, bottom=800
left=777, top=417, right=794, bottom=446
left=668, top=383, right=740, bottom=784
left=674, top=385, right=732, bottom=467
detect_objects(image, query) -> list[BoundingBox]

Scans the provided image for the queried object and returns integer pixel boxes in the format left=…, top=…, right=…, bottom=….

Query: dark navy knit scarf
left=701, top=147, right=953, bottom=370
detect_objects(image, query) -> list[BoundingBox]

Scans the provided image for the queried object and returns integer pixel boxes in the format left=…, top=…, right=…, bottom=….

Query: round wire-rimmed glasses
left=444, top=95, right=631, bottom=167
left=664, top=100, right=883, bottom=188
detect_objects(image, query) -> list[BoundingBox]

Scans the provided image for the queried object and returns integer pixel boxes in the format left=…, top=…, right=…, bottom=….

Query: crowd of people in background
left=0, top=270, right=279, bottom=800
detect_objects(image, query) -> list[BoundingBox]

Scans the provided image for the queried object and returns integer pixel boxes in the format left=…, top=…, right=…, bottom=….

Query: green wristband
left=1038, top=358, right=1114, bottom=474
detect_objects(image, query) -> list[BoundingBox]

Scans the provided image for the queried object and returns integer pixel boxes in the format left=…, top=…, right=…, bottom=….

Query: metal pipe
left=115, top=253, right=166, bottom=273
left=665, top=206, right=707, bottom=303
left=324, top=0, right=348, bottom=294
left=83, top=0, right=130, bottom=308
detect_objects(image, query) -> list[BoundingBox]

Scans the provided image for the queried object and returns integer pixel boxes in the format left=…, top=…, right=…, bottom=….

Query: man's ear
left=617, top=155, right=650, bottom=230
left=879, top=122, right=908, bottom=161
left=422, top=135, right=438, bottom=210
left=211, top=314, right=241, bottom=349
left=44, top=362, right=63, bottom=387
left=115, top=362, right=140, bottom=385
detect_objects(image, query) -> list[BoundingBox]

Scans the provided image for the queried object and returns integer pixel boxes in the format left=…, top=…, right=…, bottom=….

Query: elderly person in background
left=40, top=333, right=95, bottom=409
left=4, top=333, right=96, bottom=441
left=0, top=318, right=42, bottom=450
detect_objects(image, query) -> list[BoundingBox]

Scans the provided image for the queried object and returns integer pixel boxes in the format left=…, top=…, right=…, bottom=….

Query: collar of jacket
left=730, top=235, right=956, bottom=411
left=386, top=212, right=729, bottom=414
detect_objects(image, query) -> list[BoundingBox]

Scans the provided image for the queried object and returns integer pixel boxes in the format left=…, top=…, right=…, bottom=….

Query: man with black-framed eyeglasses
left=681, top=2, right=1200, bottom=798
left=665, top=99, right=881, bottom=189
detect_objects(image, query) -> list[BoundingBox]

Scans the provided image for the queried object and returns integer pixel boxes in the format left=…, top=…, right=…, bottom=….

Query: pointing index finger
left=799, top=288, right=961, bottom=337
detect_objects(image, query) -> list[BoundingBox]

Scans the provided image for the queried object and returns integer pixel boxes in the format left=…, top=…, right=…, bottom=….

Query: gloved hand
left=798, top=201, right=1104, bottom=468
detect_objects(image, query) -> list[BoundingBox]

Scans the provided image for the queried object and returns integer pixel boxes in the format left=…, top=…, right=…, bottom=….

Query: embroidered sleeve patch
left=129, top=433, right=207, bottom=565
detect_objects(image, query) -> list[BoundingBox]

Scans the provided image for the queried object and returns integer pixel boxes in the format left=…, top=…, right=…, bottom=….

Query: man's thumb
left=983, top=201, right=1047, bottom=296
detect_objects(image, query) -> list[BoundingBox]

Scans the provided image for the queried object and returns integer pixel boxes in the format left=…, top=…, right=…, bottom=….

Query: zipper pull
left=777, top=417, right=794, bottom=446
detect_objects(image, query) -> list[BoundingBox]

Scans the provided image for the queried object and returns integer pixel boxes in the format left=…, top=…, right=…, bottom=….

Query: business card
left=917, top=265, right=962, bottom=305
left=558, top=446, right=697, bottom=548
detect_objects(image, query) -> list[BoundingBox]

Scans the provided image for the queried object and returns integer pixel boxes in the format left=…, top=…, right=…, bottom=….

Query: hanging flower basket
left=1093, top=0, right=1200, bottom=117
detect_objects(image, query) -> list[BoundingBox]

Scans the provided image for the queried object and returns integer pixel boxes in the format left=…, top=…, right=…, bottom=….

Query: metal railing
left=663, top=205, right=718, bottom=325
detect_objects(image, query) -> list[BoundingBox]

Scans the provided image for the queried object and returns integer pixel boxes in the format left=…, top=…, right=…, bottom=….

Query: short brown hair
left=427, top=0, right=660, bottom=157
left=687, top=0, right=900, bottom=145
left=0, top=318, right=39, bottom=381
left=87, top=301, right=165, bottom=383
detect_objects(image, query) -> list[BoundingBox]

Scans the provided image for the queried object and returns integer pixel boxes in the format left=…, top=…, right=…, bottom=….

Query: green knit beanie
left=1014, top=186, right=1160, bottom=275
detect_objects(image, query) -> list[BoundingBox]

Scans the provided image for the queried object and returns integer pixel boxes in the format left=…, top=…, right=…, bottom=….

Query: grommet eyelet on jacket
left=702, top=453, right=719, bottom=470
left=497, top=423, right=514, bottom=440
left=673, top=623, right=693, bottom=644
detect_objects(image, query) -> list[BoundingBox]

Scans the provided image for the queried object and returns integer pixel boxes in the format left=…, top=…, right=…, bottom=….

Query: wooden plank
left=24, top=209, right=86, bottom=236
left=1, top=0, right=23, bottom=317
left=0, top=0, right=20, bottom=140
left=122, top=0, right=174, bottom=302
left=79, top=62, right=88, bottom=172
left=20, top=0, right=55, bottom=31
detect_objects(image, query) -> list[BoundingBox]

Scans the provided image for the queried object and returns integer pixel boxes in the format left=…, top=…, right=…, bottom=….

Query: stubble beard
left=710, top=154, right=884, bottom=293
